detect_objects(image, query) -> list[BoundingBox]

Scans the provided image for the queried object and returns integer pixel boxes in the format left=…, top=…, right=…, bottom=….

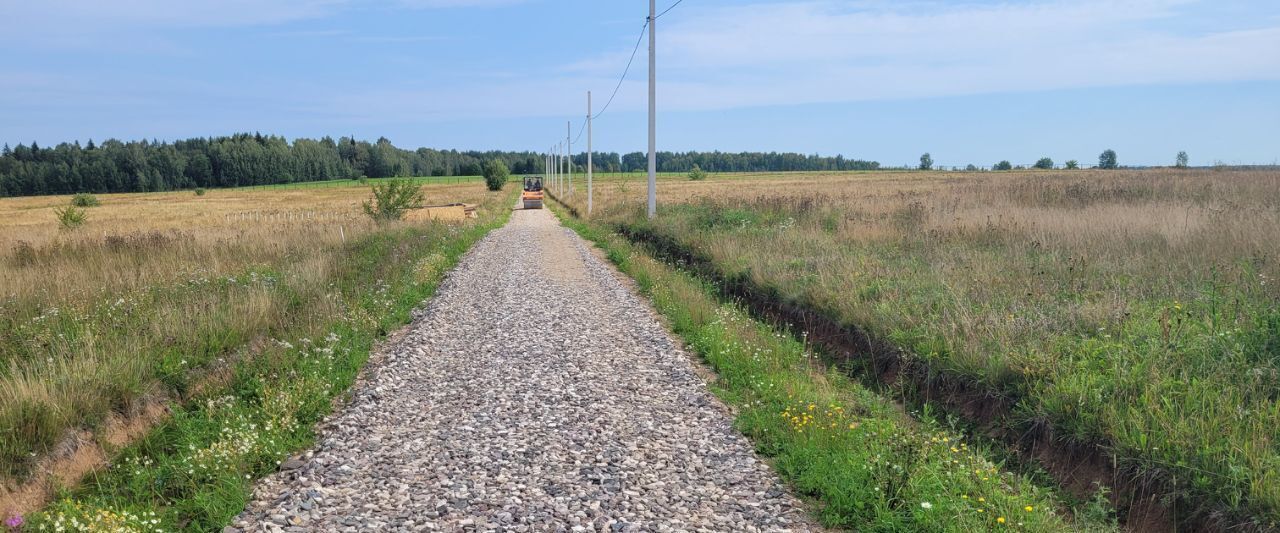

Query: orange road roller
left=522, top=176, right=544, bottom=209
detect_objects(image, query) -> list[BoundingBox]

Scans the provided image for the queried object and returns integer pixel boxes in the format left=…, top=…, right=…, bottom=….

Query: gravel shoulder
left=232, top=207, right=817, bottom=532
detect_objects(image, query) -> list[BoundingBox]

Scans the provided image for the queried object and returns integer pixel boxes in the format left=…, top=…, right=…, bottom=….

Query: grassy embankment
left=550, top=198, right=1115, bottom=531
left=558, top=169, right=1280, bottom=529
left=0, top=184, right=512, bottom=530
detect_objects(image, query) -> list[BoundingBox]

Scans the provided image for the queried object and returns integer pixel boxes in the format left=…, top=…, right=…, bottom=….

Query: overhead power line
left=655, top=0, right=684, bottom=19
left=573, top=118, right=587, bottom=145
left=592, top=19, right=649, bottom=121
left=570, top=1, right=682, bottom=140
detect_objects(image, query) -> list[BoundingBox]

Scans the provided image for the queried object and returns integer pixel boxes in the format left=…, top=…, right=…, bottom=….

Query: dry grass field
left=561, top=168, right=1280, bottom=527
left=0, top=183, right=509, bottom=528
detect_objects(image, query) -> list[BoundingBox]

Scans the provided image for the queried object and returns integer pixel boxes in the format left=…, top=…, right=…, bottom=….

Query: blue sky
left=2, top=0, right=1278, bottom=166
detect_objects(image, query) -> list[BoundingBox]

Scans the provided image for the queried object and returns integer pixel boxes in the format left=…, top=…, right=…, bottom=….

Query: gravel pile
left=231, top=207, right=815, bottom=532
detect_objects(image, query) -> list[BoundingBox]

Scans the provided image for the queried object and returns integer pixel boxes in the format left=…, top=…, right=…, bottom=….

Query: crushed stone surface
left=232, top=207, right=816, bottom=532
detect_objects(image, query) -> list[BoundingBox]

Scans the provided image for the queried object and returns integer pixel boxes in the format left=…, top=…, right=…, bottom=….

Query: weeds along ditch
left=555, top=168, right=1280, bottom=531
left=548, top=197, right=1118, bottom=531
left=0, top=184, right=513, bottom=529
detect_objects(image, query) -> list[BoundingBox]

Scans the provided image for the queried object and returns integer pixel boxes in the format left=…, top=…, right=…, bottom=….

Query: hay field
left=0, top=183, right=505, bottom=496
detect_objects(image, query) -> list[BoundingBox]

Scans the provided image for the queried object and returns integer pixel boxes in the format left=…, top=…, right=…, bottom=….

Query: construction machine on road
left=522, top=176, right=545, bottom=209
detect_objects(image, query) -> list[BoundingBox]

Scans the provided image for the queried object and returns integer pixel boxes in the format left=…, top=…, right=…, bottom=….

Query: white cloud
left=286, top=0, right=1280, bottom=123
left=557, top=0, right=1280, bottom=113
left=316, top=0, right=1277, bottom=121
left=3, top=0, right=1276, bottom=126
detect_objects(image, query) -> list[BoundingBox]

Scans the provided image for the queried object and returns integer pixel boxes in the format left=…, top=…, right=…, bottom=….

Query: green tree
left=1176, top=151, right=1189, bottom=168
left=1065, top=160, right=1079, bottom=169
left=55, top=205, right=87, bottom=229
left=919, top=152, right=933, bottom=171
left=1098, top=149, right=1118, bottom=169
left=688, top=164, right=707, bottom=181
left=1033, top=157, right=1054, bottom=169
left=362, top=179, right=424, bottom=222
left=993, top=160, right=1013, bottom=171
left=483, top=159, right=509, bottom=191
left=0, top=134, right=900, bottom=197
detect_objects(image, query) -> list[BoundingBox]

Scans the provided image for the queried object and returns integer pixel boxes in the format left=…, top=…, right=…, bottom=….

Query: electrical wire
left=655, top=0, right=684, bottom=19
left=560, top=1, right=684, bottom=150
left=591, top=19, right=648, bottom=121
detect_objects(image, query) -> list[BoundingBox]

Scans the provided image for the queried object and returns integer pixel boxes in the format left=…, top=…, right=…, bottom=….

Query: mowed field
left=557, top=168, right=1280, bottom=528
left=0, top=183, right=510, bottom=528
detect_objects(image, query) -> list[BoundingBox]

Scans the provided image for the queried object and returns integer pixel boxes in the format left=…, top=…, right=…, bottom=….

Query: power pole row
left=542, top=0, right=658, bottom=219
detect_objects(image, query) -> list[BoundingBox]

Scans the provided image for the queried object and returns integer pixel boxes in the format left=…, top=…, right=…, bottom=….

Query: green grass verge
left=19, top=196, right=514, bottom=532
left=618, top=199, right=1280, bottom=527
left=549, top=203, right=1115, bottom=532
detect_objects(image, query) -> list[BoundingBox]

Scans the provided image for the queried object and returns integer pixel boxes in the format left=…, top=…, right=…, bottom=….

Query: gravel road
left=231, top=207, right=815, bottom=532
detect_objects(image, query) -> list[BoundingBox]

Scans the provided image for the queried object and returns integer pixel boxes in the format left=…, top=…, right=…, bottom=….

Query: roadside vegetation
left=483, top=159, right=510, bottom=191
left=558, top=168, right=1280, bottom=529
left=362, top=179, right=427, bottom=221
left=0, top=184, right=512, bottom=529
left=552, top=200, right=1116, bottom=531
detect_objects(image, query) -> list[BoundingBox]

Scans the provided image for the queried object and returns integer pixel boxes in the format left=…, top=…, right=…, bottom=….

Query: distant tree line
left=0, top=133, right=548, bottom=197
left=0, top=134, right=881, bottom=197
left=587, top=151, right=879, bottom=174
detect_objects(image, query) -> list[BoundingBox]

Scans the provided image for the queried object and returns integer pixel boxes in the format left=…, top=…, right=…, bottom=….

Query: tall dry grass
left=566, top=168, right=1280, bottom=524
left=0, top=184, right=495, bottom=480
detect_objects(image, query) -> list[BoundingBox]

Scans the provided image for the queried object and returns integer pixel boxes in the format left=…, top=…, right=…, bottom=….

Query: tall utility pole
left=587, top=91, right=593, bottom=216
left=647, top=0, right=657, bottom=219
left=566, top=121, right=573, bottom=197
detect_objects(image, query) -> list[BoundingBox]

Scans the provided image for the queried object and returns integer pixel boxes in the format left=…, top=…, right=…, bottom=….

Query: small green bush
left=688, top=164, right=707, bottom=181
left=194, top=188, right=207, bottom=196
left=1065, top=160, right=1080, bottom=169
left=483, top=160, right=509, bottom=191
left=362, top=179, right=424, bottom=222
left=70, top=193, right=100, bottom=207
left=55, top=206, right=87, bottom=229
left=993, top=160, right=1013, bottom=171
left=1034, top=157, right=1054, bottom=169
